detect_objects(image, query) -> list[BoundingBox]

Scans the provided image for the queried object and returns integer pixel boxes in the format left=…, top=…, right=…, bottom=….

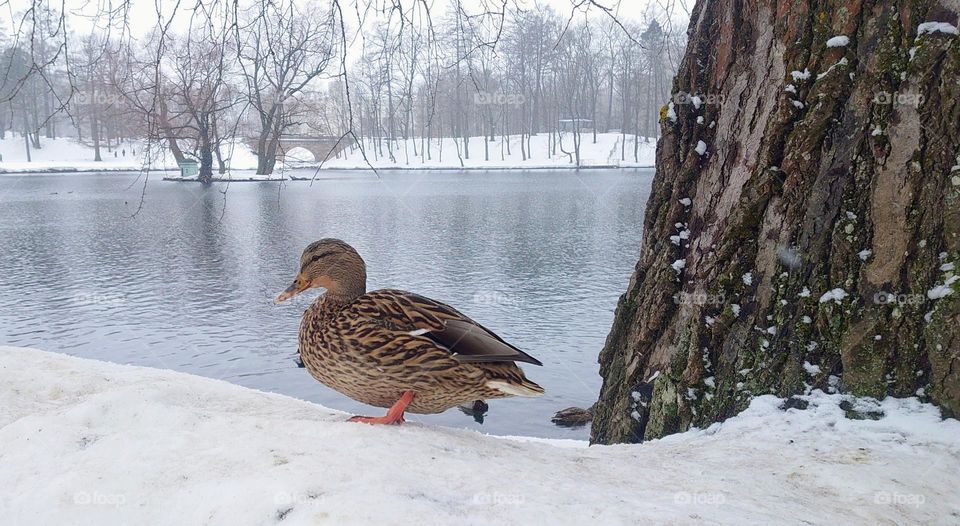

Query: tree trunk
left=91, top=114, right=102, bottom=162
left=198, top=114, right=214, bottom=185
left=256, top=126, right=279, bottom=176
left=591, top=0, right=960, bottom=444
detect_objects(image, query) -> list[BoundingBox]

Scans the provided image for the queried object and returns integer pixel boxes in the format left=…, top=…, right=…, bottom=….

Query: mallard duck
left=274, top=239, right=543, bottom=425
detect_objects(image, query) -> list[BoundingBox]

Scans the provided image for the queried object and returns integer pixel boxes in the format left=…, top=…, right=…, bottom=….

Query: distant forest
left=0, top=0, right=686, bottom=176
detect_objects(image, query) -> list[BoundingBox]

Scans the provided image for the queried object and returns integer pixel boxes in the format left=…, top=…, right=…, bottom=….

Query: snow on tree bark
left=591, top=0, right=960, bottom=444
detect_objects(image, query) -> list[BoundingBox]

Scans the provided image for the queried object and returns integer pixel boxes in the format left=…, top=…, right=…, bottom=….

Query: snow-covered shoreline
left=0, top=133, right=656, bottom=175
left=1, top=346, right=958, bottom=525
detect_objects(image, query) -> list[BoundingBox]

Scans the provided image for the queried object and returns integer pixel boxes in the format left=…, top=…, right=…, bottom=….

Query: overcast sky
left=3, top=0, right=690, bottom=40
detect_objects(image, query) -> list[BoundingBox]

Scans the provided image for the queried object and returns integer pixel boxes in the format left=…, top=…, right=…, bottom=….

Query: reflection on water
left=0, top=169, right=652, bottom=438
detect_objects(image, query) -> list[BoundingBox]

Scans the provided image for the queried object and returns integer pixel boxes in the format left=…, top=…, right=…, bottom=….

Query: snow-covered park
left=0, top=133, right=656, bottom=176
left=1, top=346, right=957, bottom=525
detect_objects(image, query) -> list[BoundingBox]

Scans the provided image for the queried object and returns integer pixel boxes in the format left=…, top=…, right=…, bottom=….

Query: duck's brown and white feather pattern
left=299, top=288, right=543, bottom=414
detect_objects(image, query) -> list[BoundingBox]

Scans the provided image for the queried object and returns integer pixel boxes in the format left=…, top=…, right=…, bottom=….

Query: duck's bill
left=274, top=280, right=308, bottom=304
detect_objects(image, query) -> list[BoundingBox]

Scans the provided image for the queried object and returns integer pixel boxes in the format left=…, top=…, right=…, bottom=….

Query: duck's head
left=274, top=238, right=367, bottom=304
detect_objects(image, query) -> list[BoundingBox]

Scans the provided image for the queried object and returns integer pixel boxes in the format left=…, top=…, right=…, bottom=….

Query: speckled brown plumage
left=277, top=239, right=543, bottom=415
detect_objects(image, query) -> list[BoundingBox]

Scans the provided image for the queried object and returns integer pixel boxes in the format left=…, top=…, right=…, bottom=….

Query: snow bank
left=307, top=133, right=656, bottom=170
left=1, top=133, right=655, bottom=174
left=0, top=137, right=260, bottom=174
left=2, top=346, right=958, bottom=525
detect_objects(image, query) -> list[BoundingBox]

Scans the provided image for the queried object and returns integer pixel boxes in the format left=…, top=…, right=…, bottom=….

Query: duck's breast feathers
left=351, top=289, right=543, bottom=366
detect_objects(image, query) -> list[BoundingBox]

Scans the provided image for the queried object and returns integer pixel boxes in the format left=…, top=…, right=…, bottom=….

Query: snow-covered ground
left=1, top=346, right=957, bottom=525
left=0, top=137, right=259, bottom=174
left=299, top=133, right=657, bottom=171
left=0, top=133, right=655, bottom=176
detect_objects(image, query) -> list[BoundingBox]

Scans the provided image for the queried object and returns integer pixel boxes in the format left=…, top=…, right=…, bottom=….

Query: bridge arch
left=245, top=135, right=354, bottom=164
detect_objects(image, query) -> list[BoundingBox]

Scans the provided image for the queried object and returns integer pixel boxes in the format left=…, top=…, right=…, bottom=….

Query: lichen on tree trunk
left=591, top=0, right=960, bottom=444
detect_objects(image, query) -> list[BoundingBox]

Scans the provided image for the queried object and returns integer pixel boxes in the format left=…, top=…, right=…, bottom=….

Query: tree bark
left=592, top=0, right=960, bottom=444
left=197, top=113, right=214, bottom=185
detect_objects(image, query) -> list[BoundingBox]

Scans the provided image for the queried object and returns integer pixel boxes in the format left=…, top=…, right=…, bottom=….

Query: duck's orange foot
left=347, top=391, right=415, bottom=426
left=348, top=414, right=405, bottom=425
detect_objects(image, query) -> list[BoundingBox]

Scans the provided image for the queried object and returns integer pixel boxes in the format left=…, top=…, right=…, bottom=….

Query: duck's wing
left=354, top=289, right=543, bottom=366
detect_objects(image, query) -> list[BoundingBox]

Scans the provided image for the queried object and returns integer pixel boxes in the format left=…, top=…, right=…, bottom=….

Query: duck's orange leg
left=349, top=391, right=415, bottom=425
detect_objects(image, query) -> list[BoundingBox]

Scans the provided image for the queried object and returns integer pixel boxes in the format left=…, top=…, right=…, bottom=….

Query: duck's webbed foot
left=347, top=391, right=415, bottom=426
left=348, top=414, right=405, bottom=425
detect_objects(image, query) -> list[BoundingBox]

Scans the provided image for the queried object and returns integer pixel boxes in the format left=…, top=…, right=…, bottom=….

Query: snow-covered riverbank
left=0, top=133, right=655, bottom=175
left=1, top=346, right=957, bottom=525
left=305, top=133, right=656, bottom=170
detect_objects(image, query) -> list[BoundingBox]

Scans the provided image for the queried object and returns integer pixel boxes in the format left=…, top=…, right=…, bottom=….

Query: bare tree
left=238, top=0, right=336, bottom=175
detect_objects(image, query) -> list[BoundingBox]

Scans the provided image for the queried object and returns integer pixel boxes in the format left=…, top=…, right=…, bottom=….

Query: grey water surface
left=0, top=168, right=652, bottom=438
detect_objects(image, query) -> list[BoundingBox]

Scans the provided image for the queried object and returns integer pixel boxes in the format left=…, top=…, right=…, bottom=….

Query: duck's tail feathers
left=487, top=379, right=545, bottom=397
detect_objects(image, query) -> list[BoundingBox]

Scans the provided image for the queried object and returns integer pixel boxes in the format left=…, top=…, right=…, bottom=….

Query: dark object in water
left=552, top=405, right=594, bottom=427
left=294, top=355, right=305, bottom=368
left=458, top=400, right=489, bottom=424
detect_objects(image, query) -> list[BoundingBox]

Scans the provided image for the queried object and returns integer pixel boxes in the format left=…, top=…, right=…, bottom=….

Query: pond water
left=0, top=168, right=652, bottom=438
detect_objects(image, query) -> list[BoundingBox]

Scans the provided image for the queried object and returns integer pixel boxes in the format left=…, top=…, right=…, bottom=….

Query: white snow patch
left=679, top=197, right=692, bottom=206
left=784, top=84, right=797, bottom=94
left=792, top=100, right=805, bottom=109
left=858, top=249, right=873, bottom=261
left=791, top=69, right=811, bottom=81
left=695, top=140, right=708, bottom=156
left=696, top=116, right=704, bottom=124
left=819, top=288, right=849, bottom=303
left=799, top=287, right=812, bottom=298
left=670, top=229, right=691, bottom=246
left=666, top=102, right=677, bottom=123
left=742, top=273, right=753, bottom=286
left=671, top=259, right=686, bottom=273
left=803, top=362, right=822, bottom=375
left=731, top=304, right=741, bottom=317
left=927, top=276, right=958, bottom=300
left=826, top=35, right=850, bottom=47
left=917, top=22, right=959, bottom=36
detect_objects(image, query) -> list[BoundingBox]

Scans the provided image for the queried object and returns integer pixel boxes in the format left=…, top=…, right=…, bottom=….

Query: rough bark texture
left=592, top=0, right=960, bottom=444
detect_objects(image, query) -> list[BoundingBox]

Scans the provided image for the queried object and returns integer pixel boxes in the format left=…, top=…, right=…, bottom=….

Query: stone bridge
left=246, top=134, right=355, bottom=162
